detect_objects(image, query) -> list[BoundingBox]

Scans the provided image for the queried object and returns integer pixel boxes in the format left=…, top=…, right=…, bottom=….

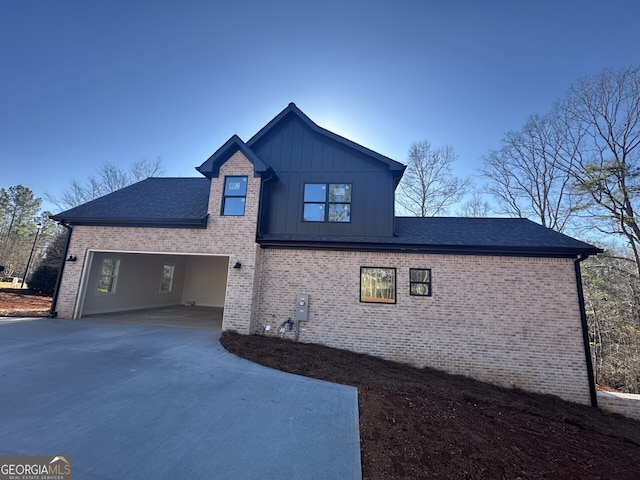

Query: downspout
left=49, top=222, right=72, bottom=318
left=574, top=254, right=598, bottom=408
left=251, top=170, right=276, bottom=334
left=256, top=169, right=275, bottom=239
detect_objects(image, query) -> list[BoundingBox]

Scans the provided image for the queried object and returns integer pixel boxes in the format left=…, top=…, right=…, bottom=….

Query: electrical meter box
left=295, top=294, right=309, bottom=321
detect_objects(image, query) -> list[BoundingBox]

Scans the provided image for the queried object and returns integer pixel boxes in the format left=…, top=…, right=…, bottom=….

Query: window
left=97, top=258, right=119, bottom=294
left=160, top=264, right=174, bottom=293
left=303, top=183, right=351, bottom=222
left=222, top=176, right=248, bottom=216
left=360, top=267, right=396, bottom=304
left=410, top=268, right=432, bottom=296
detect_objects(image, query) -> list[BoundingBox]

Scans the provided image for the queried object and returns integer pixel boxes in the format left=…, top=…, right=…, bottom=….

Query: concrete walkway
left=0, top=317, right=361, bottom=479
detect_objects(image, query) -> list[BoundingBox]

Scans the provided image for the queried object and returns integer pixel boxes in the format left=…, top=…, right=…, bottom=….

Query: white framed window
left=160, top=264, right=174, bottom=293
left=97, top=258, right=120, bottom=294
left=360, top=267, right=396, bottom=304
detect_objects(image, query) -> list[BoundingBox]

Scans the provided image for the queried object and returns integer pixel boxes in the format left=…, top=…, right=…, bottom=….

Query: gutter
left=575, top=254, right=598, bottom=408
left=49, top=222, right=72, bottom=318
left=49, top=216, right=209, bottom=229
left=257, top=238, right=601, bottom=259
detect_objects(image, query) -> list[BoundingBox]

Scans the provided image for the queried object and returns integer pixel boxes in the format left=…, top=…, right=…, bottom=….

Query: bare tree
left=457, top=189, right=491, bottom=217
left=480, top=65, right=640, bottom=393
left=556, top=66, right=640, bottom=275
left=47, top=157, right=164, bottom=211
left=482, top=113, right=576, bottom=232
left=582, top=248, right=640, bottom=393
left=396, top=141, right=469, bottom=217
left=130, top=158, right=164, bottom=182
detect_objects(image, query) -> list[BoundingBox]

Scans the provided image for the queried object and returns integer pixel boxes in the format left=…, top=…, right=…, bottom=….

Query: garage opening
left=75, top=251, right=229, bottom=327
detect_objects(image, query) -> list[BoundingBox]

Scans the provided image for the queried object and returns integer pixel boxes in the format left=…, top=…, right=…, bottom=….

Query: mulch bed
left=0, top=288, right=52, bottom=317
left=221, top=331, right=640, bottom=480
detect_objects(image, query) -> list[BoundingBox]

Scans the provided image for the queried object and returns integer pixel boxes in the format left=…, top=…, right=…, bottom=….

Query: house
left=51, top=103, right=602, bottom=406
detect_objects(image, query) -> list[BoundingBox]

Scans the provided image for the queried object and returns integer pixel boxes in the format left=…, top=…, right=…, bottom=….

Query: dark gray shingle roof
left=258, top=217, right=602, bottom=257
left=51, top=177, right=600, bottom=257
left=395, top=217, right=598, bottom=251
left=50, top=177, right=210, bottom=228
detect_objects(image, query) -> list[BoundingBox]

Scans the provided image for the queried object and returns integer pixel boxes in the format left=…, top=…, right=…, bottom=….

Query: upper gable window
left=222, top=176, right=248, bottom=216
left=303, top=183, right=351, bottom=222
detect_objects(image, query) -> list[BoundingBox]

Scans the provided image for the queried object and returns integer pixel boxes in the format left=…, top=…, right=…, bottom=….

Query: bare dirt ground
left=0, top=288, right=51, bottom=317
left=221, top=331, right=640, bottom=480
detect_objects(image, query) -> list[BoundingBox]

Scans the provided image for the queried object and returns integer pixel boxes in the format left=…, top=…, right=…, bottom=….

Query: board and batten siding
left=252, top=114, right=397, bottom=237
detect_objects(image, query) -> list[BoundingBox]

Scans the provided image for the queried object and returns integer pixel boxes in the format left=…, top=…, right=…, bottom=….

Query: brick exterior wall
left=54, top=150, right=593, bottom=405
left=597, top=391, right=640, bottom=421
left=254, top=248, right=592, bottom=405
left=55, top=151, right=261, bottom=334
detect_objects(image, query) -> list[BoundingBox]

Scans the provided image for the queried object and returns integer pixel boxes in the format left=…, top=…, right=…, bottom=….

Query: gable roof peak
left=248, top=103, right=406, bottom=178
left=196, top=134, right=273, bottom=179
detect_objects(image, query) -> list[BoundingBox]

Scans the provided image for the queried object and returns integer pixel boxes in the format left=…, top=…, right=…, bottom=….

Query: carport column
left=221, top=244, right=261, bottom=334
left=206, top=149, right=264, bottom=333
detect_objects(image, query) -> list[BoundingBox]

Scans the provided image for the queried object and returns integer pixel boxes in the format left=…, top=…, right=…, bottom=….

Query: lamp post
left=21, top=222, right=43, bottom=289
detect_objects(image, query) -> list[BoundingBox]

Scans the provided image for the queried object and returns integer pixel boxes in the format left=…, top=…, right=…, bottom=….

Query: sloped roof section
left=196, top=134, right=275, bottom=179
left=258, top=217, right=602, bottom=257
left=394, top=217, right=602, bottom=255
left=247, top=103, right=406, bottom=179
left=50, top=177, right=210, bottom=228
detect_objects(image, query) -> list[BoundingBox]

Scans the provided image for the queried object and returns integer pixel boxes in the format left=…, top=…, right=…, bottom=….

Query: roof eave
left=50, top=215, right=209, bottom=229
left=257, top=238, right=603, bottom=258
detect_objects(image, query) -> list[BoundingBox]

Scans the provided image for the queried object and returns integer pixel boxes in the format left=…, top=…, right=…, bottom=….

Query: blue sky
left=2, top=0, right=639, bottom=213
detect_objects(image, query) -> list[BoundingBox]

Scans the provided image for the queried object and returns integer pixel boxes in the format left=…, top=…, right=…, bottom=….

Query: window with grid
left=410, top=268, right=432, bottom=296
left=303, top=183, right=351, bottom=222
left=97, top=258, right=120, bottom=294
left=160, top=264, right=174, bottom=293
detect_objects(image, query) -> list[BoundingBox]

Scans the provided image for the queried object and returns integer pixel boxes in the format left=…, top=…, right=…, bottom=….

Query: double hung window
left=160, top=264, right=175, bottom=293
left=97, top=258, right=120, bottom=294
left=410, top=268, right=432, bottom=296
left=222, top=176, right=248, bottom=216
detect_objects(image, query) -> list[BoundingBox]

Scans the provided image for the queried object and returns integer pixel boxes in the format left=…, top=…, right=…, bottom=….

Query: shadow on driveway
left=0, top=318, right=361, bottom=480
left=82, top=305, right=223, bottom=329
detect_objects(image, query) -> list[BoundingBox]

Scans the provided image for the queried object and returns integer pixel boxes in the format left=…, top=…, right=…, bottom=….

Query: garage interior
left=77, top=251, right=228, bottom=328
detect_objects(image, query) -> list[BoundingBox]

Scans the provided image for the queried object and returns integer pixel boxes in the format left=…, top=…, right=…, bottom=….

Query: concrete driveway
left=0, top=318, right=361, bottom=479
